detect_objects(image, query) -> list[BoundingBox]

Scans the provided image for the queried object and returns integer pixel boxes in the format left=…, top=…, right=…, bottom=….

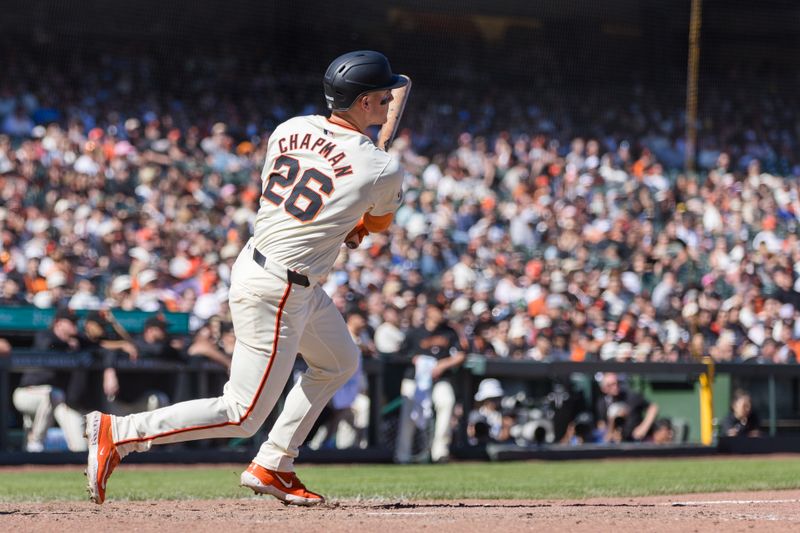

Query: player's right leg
left=241, top=284, right=359, bottom=505
left=430, top=380, right=456, bottom=463
left=12, top=385, right=54, bottom=452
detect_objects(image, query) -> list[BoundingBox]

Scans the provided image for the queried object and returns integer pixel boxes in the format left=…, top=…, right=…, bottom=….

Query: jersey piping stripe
left=114, top=281, right=294, bottom=446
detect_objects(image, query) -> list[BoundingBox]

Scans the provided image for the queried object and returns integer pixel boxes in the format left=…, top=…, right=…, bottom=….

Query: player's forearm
left=437, top=352, right=465, bottom=372
left=639, top=404, right=659, bottom=432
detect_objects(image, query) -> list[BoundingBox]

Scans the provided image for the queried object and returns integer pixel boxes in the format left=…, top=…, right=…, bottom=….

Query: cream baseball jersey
left=253, top=115, right=403, bottom=279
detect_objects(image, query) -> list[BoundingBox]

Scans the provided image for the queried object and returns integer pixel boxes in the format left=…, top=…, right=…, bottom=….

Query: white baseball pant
left=12, top=385, right=87, bottom=451
left=111, top=239, right=360, bottom=471
left=394, top=378, right=455, bottom=463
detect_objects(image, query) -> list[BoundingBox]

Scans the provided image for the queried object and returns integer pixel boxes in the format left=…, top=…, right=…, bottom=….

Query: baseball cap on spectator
left=220, top=243, right=239, bottom=261
left=194, top=292, right=221, bottom=320
left=474, top=378, right=505, bottom=402
left=607, top=402, right=629, bottom=420
left=110, top=275, right=132, bottom=294
left=546, top=293, right=568, bottom=310
left=634, top=343, right=651, bottom=361
left=620, top=271, right=641, bottom=294
left=550, top=276, right=567, bottom=294
left=741, top=343, right=759, bottom=360
left=169, top=256, right=192, bottom=279
left=720, top=297, right=737, bottom=312
left=747, top=324, right=766, bottom=346
left=220, top=183, right=237, bottom=199
left=449, top=296, right=471, bottom=319
left=471, top=301, right=489, bottom=316
left=74, top=204, right=92, bottom=220
left=129, top=247, right=151, bottom=264
left=739, top=307, right=756, bottom=328
left=54, top=198, right=73, bottom=215
left=600, top=341, right=619, bottom=361
left=84, top=310, right=108, bottom=326
left=30, top=219, right=49, bottom=234
left=54, top=308, right=77, bottom=324
left=616, top=342, right=634, bottom=361
left=474, top=279, right=493, bottom=294
left=533, top=314, right=552, bottom=329
left=391, top=296, right=407, bottom=309
left=681, top=302, right=699, bottom=320
left=114, top=140, right=135, bottom=157
left=47, top=271, right=67, bottom=289
left=406, top=216, right=427, bottom=239
left=32, top=291, right=53, bottom=308
left=718, top=329, right=736, bottom=346
left=561, top=259, right=581, bottom=273
left=137, top=270, right=159, bottom=287
left=144, top=316, right=169, bottom=331
left=729, top=245, right=745, bottom=263
left=508, top=319, right=528, bottom=340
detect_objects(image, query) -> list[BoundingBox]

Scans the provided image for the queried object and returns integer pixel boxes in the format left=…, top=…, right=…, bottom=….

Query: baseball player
left=85, top=50, right=407, bottom=506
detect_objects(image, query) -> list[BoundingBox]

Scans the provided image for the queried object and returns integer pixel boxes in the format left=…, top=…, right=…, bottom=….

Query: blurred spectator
left=187, top=315, right=234, bottom=370
left=395, top=302, right=467, bottom=463
left=310, top=311, right=371, bottom=450
left=650, top=418, right=676, bottom=444
left=11, top=309, right=88, bottom=451
left=374, top=305, right=405, bottom=356
left=467, top=378, right=509, bottom=445
left=721, top=389, right=762, bottom=437
left=104, top=316, right=186, bottom=414
left=78, top=310, right=139, bottom=407
left=134, top=316, right=186, bottom=362
left=0, top=277, right=25, bottom=306
left=68, top=278, right=102, bottom=310
left=561, top=412, right=598, bottom=445
left=594, top=372, right=659, bottom=442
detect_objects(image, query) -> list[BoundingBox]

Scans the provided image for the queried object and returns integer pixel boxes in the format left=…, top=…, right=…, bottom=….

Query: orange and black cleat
left=84, top=411, right=121, bottom=504
left=240, top=462, right=325, bottom=506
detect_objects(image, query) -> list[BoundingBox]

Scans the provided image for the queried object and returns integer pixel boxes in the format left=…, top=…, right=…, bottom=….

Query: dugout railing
left=2, top=352, right=800, bottom=459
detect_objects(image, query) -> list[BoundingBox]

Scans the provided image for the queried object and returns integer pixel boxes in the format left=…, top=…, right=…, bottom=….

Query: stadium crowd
left=1, top=47, right=798, bottom=454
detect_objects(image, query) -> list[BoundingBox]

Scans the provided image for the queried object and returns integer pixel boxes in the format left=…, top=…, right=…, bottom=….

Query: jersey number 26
left=262, top=155, right=333, bottom=222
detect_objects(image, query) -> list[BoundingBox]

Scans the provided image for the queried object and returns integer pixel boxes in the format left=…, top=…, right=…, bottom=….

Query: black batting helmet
left=323, top=51, right=407, bottom=112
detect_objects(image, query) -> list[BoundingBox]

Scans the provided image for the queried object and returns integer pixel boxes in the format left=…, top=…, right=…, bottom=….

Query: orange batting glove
left=345, top=221, right=369, bottom=249
left=345, top=211, right=394, bottom=249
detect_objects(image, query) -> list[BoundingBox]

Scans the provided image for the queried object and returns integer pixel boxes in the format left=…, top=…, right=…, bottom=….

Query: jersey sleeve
left=370, top=157, right=404, bottom=216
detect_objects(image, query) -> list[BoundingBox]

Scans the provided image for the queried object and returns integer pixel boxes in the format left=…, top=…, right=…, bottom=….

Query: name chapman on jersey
left=277, top=133, right=353, bottom=178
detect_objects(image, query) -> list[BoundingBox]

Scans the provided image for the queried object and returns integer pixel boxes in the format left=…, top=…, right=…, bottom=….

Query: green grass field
left=2, top=457, right=800, bottom=502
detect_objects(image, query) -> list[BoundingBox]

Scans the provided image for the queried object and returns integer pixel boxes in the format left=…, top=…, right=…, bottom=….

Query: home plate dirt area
left=3, top=491, right=800, bottom=533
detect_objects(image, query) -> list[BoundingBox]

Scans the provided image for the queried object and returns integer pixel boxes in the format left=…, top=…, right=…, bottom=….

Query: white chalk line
left=667, top=498, right=800, bottom=506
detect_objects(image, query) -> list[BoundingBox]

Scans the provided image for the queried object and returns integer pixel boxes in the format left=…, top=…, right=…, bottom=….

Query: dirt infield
left=3, top=490, right=800, bottom=533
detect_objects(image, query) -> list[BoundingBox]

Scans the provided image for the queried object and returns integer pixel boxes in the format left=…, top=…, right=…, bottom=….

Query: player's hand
left=121, top=341, right=139, bottom=362
left=103, top=368, right=119, bottom=399
left=345, top=222, right=369, bottom=249
left=632, top=423, right=649, bottom=441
